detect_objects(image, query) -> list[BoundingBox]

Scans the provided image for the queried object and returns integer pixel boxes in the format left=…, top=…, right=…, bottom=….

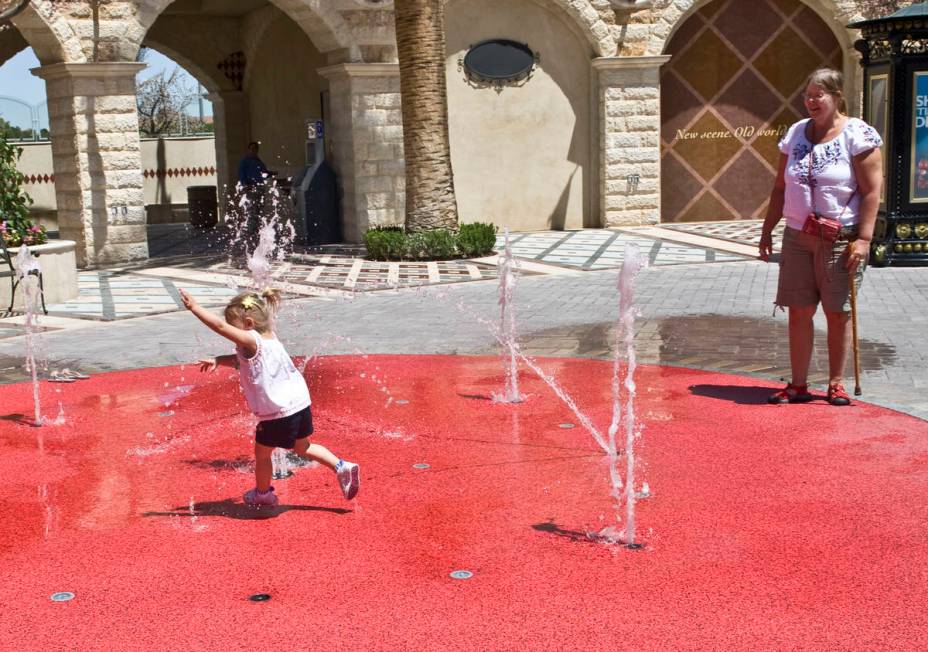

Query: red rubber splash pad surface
left=1, top=355, right=926, bottom=648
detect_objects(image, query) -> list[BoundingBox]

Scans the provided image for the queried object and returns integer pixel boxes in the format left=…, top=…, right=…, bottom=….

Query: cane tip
left=854, top=387, right=862, bottom=396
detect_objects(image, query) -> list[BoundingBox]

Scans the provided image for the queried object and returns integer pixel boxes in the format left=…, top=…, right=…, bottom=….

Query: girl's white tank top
left=236, top=331, right=310, bottom=421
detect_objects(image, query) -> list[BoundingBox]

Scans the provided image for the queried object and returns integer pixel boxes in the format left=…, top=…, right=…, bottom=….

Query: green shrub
left=456, top=222, right=497, bottom=257
left=404, top=232, right=428, bottom=260
left=363, top=222, right=498, bottom=261
left=363, top=226, right=406, bottom=260
left=422, top=228, right=457, bottom=259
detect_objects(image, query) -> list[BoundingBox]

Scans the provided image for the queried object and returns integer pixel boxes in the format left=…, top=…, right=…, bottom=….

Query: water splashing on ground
left=493, top=228, right=522, bottom=404
left=14, top=246, right=44, bottom=427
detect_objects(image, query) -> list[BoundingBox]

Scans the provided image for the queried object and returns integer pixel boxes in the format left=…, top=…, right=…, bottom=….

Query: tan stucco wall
left=245, top=14, right=326, bottom=181
left=445, top=0, right=593, bottom=231
left=140, top=136, right=217, bottom=206
left=16, top=141, right=56, bottom=213
left=19, top=136, right=217, bottom=220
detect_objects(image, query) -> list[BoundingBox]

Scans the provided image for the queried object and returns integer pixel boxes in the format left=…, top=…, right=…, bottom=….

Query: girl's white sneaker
left=336, top=461, right=360, bottom=500
left=244, top=486, right=278, bottom=506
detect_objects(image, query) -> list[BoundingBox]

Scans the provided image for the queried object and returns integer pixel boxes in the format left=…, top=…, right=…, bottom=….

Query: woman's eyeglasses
left=803, top=92, right=830, bottom=102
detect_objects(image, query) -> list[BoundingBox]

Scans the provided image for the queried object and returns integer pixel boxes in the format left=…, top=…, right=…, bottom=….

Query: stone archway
left=137, top=0, right=353, bottom=58
left=137, top=1, right=339, bottom=221
left=443, top=0, right=616, bottom=57
left=9, top=0, right=85, bottom=64
left=650, top=0, right=858, bottom=58
left=659, top=0, right=843, bottom=223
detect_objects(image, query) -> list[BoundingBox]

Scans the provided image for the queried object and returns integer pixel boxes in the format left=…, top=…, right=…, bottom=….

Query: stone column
left=318, top=63, right=404, bottom=242
left=32, top=62, right=148, bottom=267
left=206, top=90, right=250, bottom=211
left=593, top=55, right=671, bottom=227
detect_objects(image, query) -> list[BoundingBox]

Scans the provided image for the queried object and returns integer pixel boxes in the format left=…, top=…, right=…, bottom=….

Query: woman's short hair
left=806, top=68, right=848, bottom=114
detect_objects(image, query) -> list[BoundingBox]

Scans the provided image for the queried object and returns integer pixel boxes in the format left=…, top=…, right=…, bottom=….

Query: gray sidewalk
left=1, top=257, right=925, bottom=420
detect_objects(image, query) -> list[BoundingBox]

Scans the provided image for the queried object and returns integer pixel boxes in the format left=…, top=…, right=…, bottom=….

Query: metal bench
left=1, top=237, right=48, bottom=317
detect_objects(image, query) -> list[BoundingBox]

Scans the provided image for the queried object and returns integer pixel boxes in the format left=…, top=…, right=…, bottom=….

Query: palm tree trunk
left=394, top=0, right=459, bottom=233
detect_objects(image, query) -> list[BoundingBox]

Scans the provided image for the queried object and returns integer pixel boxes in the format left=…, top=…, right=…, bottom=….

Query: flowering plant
left=1, top=219, right=47, bottom=247
left=1, top=131, right=40, bottom=247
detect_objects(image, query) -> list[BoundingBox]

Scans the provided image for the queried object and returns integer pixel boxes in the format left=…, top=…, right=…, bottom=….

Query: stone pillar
left=318, top=63, right=404, bottom=243
left=206, top=90, right=250, bottom=212
left=593, top=56, right=671, bottom=227
left=32, top=62, right=148, bottom=267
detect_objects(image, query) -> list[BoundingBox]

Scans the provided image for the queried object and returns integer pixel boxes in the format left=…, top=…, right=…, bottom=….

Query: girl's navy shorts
left=255, top=406, right=313, bottom=449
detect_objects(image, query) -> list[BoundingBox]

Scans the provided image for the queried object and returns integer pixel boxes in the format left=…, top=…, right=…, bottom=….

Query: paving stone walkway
left=27, top=224, right=757, bottom=322
left=2, top=221, right=925, bottom=421
left=658, top=219, right=786, bottom=250
left=498, top=229, right=748, bottom=268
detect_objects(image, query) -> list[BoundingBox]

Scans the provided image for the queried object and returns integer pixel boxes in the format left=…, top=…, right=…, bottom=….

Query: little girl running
left=179, top=288, right=359, bottom=506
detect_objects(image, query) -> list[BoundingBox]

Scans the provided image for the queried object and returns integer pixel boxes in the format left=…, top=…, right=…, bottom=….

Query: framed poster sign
left=912, top=71, right=928, bottom=203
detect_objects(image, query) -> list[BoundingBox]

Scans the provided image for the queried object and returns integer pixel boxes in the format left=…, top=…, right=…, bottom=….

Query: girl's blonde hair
left=224, top=288, right=281, bottom=332
left=806, top=68, right=848, bottom=114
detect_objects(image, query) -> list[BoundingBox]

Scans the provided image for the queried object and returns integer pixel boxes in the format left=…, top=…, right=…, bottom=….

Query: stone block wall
left=595, top=56, right=669, bottom=227
left=35, top=62, right=148, bottom=267
left=5, top=0, right=885, bottom=262
left=321, top=63, right=405, bottom=242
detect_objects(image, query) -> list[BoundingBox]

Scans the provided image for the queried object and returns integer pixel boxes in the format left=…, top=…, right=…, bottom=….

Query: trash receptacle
left=187, top=185, right=218, bottom=230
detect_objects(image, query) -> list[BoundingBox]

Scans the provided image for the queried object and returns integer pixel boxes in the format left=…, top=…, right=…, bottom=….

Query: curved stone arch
left=136, top=0, right=354, bottom=56
left=9, top=0, right=86, bottom=64
left=652, top=0, right=858, bottom=58
left=444, top=0, right=616, bottom=57
left=139, top=39, right=225, bottom=94
left=241, top=4, right=289, bottom=72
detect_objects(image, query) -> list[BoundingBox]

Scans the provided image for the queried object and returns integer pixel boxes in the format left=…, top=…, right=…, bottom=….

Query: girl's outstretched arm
left=179, top=289, right=258, bottom=356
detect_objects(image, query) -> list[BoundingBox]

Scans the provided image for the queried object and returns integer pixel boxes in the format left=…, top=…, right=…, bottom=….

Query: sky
left=0, top=47, right=212, bottom=131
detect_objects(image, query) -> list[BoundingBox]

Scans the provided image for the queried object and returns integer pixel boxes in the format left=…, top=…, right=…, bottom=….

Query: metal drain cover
left=412, top=463, right=430, bottom=469
left=449, top=570, right=473, bottom=580
left=50, top=592, right=75, bottom=602
left=558, top=423, right=575, bottom=429
left=249, top=593, right=271, bottom=602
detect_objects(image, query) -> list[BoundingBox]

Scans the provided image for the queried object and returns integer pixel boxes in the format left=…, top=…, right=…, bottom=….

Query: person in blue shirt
left=238, top=141, right=268, bottom=186
left=235, top=141, right=272, bottom=251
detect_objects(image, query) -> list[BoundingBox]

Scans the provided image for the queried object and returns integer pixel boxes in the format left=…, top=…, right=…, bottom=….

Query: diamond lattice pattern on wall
left=660, top=0, right=841, bottom=223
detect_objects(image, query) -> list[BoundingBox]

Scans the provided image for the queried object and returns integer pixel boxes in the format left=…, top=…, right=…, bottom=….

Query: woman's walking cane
left=849, top=273, right=862, bottom=396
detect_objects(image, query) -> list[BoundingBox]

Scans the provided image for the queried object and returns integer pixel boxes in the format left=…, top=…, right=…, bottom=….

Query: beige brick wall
left=320, top=63, right=404, bottom=242
left=595, top=56, right=669, bottom=227
left=34, top=62, right=148, bottom=267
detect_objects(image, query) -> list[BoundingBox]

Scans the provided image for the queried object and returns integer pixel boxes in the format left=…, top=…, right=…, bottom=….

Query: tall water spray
left=241, top=178, right=295, bottom=479
left=609, top=243, right=647, bottom=546
left=14, top=246, right=43, bottom=427
left=495, top=228, right=522, bottom=403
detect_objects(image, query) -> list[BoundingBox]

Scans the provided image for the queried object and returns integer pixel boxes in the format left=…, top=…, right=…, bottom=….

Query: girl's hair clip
left=241, top=295, right=258, bottom=310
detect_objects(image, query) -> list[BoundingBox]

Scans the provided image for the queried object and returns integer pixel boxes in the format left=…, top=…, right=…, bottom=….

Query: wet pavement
left=0, top=253, right=925, bottom=419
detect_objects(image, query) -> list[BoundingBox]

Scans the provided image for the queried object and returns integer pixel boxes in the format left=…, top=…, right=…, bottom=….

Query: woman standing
left=759, top=68, right=883, bottom=406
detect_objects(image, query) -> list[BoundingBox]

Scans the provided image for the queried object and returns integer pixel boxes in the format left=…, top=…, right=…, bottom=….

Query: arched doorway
left=660, top=0, right=842, bottom=223
left=141, top=0, right=330, bottom=213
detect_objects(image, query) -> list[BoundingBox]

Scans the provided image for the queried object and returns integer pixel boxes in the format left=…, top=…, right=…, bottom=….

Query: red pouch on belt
left=801, top=212, right=841, bottom=242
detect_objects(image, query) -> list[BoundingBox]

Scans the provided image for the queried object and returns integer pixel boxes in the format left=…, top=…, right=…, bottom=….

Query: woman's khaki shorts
left=776, top=227, right=865, bottom=313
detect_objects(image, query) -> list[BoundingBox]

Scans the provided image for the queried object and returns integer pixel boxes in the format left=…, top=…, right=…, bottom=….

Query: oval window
left=463, top=40, right=536, bottom=84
